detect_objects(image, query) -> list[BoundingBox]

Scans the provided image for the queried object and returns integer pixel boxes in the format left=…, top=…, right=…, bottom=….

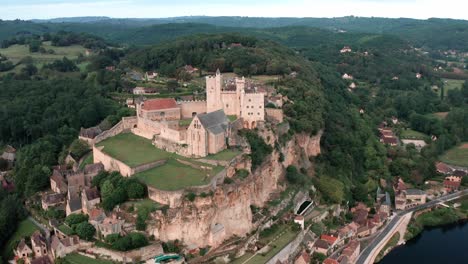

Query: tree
left=167, top=80, right=179, bottom=93
left=29, top=40, right=41, bottom=53
left=68, top=139, right=89, bottom=159
left=136, top=214, right=146, bottom=231
left=127, top=181, right=145, bottom=199
left=75, top=222, right=95, bottom=241
left=65, top=213, right=88, bottom=227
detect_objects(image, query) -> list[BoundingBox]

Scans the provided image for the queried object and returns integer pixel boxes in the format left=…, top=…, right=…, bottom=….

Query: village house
left=50, top=235, right=80, bottom=258
left=66, top=186, right=82, bottom=216
left=443, top=171, right=466, bottom=192
left=416, top=73, right=422, bottom=79
left=340, top=46, right=352, bottom=53
left=81, top=187, right=100, bottom=215
left=184, top=65, right=199, bottom=74
left=321, top=234, right=340, bottom=249
left=83, top=162, right=104, bottom=186
left=145, top=71, right=158, bottom=81
left=337, top=222, right=359, bottom=242
left=436, top=162, right=453, bottom=175
left=352, top=203, right=369, bottom=227
left=97, top=214, right=123, bottom=237
left=79, top=126, right=103, bottom=144
left=339, top=240, right=360, bottom=263
left=41, top=192, right=66, bottom=210
left=14, top=239, right=33, bottom=261
left=31, top=231, right=48, bottom=258
left=395, top=185, right=427, bottom=210
left=294, top=215, right=305, bottom=230
left=294, top=251, right=310, bottom=264
left=323, top=258, right=339, bottom=264
left=312, top=239, right=330, bottom=255
left=349, top=82, right=357, bottom=90
left=342, top=73, right=354, bottom=80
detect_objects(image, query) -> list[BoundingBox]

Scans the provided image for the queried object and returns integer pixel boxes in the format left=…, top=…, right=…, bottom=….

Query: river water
left=379, top=221, right=468, bottom=264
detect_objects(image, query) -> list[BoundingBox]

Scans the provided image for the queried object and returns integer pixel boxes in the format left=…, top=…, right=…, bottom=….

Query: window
left=246, top=106, right=249, bottom=108
left=226, top=104, right=229, bottom=108
left=259, top=106, right=262, bottom=108
left=248, top=99, right=252, bottom=102
left=258, top=112, right=260, bottom=115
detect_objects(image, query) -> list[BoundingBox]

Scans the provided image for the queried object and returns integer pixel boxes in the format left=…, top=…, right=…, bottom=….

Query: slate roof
left=197, top=109, right=229, bottom=135
left=31, top=231, right=46, bottom=247
left=79, top=126, right=102, bottom=139
left=313, top=239, right=330, bottom=249
left=84, top=187, right=100, bottom=201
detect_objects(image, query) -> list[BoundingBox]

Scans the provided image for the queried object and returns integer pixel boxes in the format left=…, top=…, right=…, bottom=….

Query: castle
left=133, top=70, right=265, bottom=157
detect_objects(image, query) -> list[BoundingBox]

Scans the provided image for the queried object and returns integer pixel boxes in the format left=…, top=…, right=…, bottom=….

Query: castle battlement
left=177, top=100, right=207, bottom=104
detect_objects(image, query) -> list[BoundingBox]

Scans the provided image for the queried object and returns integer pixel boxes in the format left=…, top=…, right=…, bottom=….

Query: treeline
left=0, top=31, right=109, bottom=50
left=125, top=34, right=302, bottom=76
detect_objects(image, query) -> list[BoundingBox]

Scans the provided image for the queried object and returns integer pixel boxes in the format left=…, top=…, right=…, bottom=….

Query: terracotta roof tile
left=142, top=98, right=178, bottom=111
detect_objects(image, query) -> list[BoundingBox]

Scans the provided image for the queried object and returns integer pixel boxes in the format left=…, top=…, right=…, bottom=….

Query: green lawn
left=124, top=198, right=162, bottom=212
left=97, top=133, right=175, bottom=167
left=442, top=78, right=465, bottom=96
left=0, top=42, right=86, bottom=64
left=79, top=153, right=94, bottom=170
left=63, top=253, right=114, bottom=264
left=179, top=118, right=193, bottom=126
left=439, top=143, right=468, bottom=167
left=134, top=159, right=223, bottom=191
left=2, top=219, right=39, bottom=259
left=205, top=149, right=241, bottom=161
left=400, top=129, right=428, bottom=140
left=228, top=115, right=238, bottom=122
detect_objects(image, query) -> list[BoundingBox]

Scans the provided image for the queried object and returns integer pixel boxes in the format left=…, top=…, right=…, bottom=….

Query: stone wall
left=94, top=116, right=137, bottom=144
left=93, top=145, right=165, bottom=177
left=265, top=108, right=284, bottom=123
left=93, top=146, right=133, bottom=176
left=153, top=135, right=189, bottom=157
left=266, top=230, right=305, bottom=264
left=179, top=100, right=207, bottom=119
left=87, top=242, right=163, bottom=263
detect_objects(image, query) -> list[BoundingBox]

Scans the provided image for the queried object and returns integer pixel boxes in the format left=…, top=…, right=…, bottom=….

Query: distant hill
left=1, top=16, right=468, bottom=51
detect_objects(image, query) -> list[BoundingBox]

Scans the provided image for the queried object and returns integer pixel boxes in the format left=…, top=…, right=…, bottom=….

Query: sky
left=1, top=0, right=468, bottom=20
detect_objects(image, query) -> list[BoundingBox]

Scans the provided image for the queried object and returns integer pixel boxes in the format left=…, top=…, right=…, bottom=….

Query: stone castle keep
left=132, top=70, right=265, bottom=158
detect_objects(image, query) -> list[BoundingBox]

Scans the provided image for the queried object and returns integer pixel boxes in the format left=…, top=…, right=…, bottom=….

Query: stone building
left=31, top=231, right=48, bottom=258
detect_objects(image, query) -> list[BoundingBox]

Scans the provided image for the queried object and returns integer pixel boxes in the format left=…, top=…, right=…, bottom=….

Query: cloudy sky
left=1, top=0, right=467, bottom=20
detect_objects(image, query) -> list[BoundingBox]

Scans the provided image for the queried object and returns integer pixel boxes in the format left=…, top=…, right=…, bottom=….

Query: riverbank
left=377, top=198, right=468, bottom=263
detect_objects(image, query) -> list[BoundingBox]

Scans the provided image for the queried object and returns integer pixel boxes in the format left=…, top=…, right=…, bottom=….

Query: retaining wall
left=266, top=230, right=305, bottom=264
left=94, top=116, right=137, bottom=144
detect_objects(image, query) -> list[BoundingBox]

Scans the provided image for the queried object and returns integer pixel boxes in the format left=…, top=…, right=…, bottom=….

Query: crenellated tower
left=206, top=69, right=223, bottom=113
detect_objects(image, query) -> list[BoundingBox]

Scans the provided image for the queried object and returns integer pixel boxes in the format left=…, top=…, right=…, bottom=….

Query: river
left=379, top=221, right=468, bottom=264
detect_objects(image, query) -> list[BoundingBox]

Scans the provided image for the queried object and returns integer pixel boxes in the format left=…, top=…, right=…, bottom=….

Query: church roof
left=142, top=98, right=178, bottom=111
left=197, top=110, right=229, bottom=135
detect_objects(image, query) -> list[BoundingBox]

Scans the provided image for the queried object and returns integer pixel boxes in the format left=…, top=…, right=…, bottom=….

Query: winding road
left=356, top=189, right=468, bottom=264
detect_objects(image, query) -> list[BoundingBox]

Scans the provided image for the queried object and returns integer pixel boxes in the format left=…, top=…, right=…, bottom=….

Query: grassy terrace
left=440, top=142, right=468, bottom=167
left=63, top=253, right=114, bottom=264
left=135, top=159, right=224, bottom=191
left=97, top=133, right=174, bottom=167
left=400, top=129, right=428, bottom=140
left=79, top=153, right=94, bottom=170
left=2, top=219, right=39, bottom=259
left=98, top=133, right=225, bottom=190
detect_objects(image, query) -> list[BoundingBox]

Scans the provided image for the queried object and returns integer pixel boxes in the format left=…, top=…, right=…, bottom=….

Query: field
left=135, top=159, right=223, bottom=191
left=63, top=253, right=114, bottom=264
left=400, top=129, right=428, bottom=140
left=97, top=133, right=174, bottom=167
left=0, top=41, right=86, bottom=64
left=442, top=78, right=465, bottom=96
left=2, top=219, right=39, bottom=259
left=439, top=143, right=468, bottom=167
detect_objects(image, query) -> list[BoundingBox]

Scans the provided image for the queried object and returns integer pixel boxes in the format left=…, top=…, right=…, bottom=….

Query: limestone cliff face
left=152, top=151, right=285, bottom=248
left=282, top=130, right=322, bottom=169
left=152, top=129, right=322, bottom=248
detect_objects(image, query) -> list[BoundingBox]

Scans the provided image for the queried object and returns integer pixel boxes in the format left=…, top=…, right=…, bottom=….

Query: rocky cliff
left=151, top=127, right=322, bottom=248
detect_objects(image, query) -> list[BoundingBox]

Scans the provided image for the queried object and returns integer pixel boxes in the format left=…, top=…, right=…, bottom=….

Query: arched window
left=192, top=112, right=197, bottom=117
left=160, top=112, right=165, bottom=117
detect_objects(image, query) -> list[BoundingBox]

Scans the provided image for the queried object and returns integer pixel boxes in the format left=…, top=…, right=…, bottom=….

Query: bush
left=111, top=233, right=148, bottom=251
left=186, top=192, right=196, bottom=202
left=65, top=214, right=88, bottom=228
left=224, top=177, right=234, bottom=184
left=243, top=130, right=273, bottom=169
left=75, top=222, right=96, bottom=241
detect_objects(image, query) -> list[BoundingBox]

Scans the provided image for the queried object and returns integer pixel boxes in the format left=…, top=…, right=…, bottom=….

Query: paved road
left=356, top=189, right=468, bottom=264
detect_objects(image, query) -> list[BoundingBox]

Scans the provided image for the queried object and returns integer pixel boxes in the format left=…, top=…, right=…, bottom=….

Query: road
left=356, top=189, right=468, bottom=264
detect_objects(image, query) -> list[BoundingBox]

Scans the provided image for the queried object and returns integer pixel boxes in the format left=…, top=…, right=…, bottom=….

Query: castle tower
left=206, top=69, right=223, bottom=113
left=235, top=77, right=246, bottom=116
